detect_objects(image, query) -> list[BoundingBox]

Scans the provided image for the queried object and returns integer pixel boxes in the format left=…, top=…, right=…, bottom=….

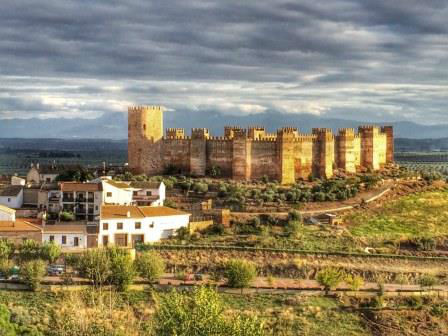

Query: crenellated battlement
left=128, top=105, right=393, bottom=184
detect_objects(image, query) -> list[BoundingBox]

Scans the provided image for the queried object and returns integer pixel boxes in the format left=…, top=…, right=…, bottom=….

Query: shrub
left=77, top=249, right=112, bottom=287
left=288, top=210, right=302, bottom=222
left=316, top=268, right=345, bottom=295
left=20, top=260, right=47, bottom=291
left=345, top=274, right=364, bottom=291
left=153, top=287, right=265, bottom=336
left=17, top=240, right=41, bottom=262
left=224, top=259, right=257, bottom=290
left=193, top=182, right=209, bottom=194
left=0, top=239, right=14, bottom=260
left=109, top=253, right=136, bottom=292
left=0, top=259, right=14, bottom=278
left=136, top=251, right=165, bottom=283
left=40, top=241, right=61, bottom=264
left=418, top=275, right=438, bottom=289
left=60, top=211, right=75, bottom=221
left=176, top=227, right=190, bottom=240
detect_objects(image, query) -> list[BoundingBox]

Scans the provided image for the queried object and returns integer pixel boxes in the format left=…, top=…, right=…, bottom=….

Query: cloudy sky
left=0, top=0, right=447, bottom=124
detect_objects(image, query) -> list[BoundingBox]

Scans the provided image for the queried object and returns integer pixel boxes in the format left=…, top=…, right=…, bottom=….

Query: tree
left=40, top=241, right=61, bottom=264
left=0, top=259, right=14, bottom=278
left=153, top=287, right=265, bottom=336
left=109, top=253, right=136, bottom=292
left=224, top=259, right=257, bottom=291
left=0, top=239, right=14, bottom=260
left=59, top=211, right=75, bottom=221
left=285, top=220, right=302, bottom=238
left=136, top=251, right=165, bottom=283
left=77, top=249, right=112, bottom=287
left=316, top=268, right=345, bottom=295
left=17, top=240, right=41, bottom=262
left=288, top=210, right=302, bottom=222
left=20, top=260, right=47, bottom=291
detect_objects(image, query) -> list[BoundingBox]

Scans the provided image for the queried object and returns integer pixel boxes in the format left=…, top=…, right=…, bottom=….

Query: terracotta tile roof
left=61, top=182, right=102, bottom=192
left=101, top=205, right=190, bottom=220
left=130, top=181, right=162, bottom=189
left=43, top=225, right=86, bottom=234
left=139, top=206, right=190, bottom=217
left=101, top=205, right=145, bottom=220
left=104, top=180, right=132, bottom=189
left=0, top=219, right=42, bottom=232
left=0, top=204, right=16, bottom=214
left=0, top=185, right=23, bottom=197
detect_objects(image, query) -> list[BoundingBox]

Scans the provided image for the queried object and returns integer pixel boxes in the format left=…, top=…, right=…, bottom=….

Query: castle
left=128, top=106, right=394, bottom=184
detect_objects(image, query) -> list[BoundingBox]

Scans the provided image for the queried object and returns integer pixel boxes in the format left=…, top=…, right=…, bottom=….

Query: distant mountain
left=1, top=111, right=447, bottom=139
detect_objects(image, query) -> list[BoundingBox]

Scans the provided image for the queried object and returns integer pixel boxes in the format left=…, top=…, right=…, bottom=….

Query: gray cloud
left=0, top=0, right=447, bottom=125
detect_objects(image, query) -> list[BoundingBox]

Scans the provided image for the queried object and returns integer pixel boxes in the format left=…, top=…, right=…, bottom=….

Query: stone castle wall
left=128, top=106, right=394, bottom=184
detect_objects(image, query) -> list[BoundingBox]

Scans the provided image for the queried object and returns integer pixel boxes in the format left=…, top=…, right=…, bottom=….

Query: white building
left=11, top=176, right=26, bottom=186
left=42, top=225, right=87, bottom=249
left=99, top=205, right=190, bottom=247
left=0, top=205, right=15, bottom=221
left=130, top=181, right=166, bottom=206
left=100, top=179, right=134, bottom=205
left=26, top=163, right=61, bottom=185
left=60, top=182, right=103, bottom=222
left=0, top=186, right=24, bottom=209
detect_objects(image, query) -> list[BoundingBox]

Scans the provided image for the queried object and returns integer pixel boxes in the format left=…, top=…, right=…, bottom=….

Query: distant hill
left=1, top=111, right=447, bottom=139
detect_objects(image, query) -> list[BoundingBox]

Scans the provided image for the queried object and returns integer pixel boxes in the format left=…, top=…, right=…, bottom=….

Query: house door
left=114, top=234, right=128, bottom=247
left=74, top=237, right=79, bottom=247
left=87, top=235, right=98, bottom=248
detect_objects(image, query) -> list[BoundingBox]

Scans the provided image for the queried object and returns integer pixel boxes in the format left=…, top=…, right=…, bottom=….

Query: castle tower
left=278, top=128, right=298, bottom=185
left=336, top=128, right=356, bottom=173
left=232, top=128, right=252, bottom=181
left=381, top=126, right=394, bottom=164
left=359, top=126, right=382, bottom=171
left=312, top=128, right=335, bottom=179
left=128, top=106, right=164, bottom=175
left=190, top=128, right=209, bottom=176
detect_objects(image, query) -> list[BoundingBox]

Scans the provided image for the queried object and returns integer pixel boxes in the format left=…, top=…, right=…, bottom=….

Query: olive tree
left=135, top=251, right=165, bottom=283
left=224, top=259, right=257, bottom=292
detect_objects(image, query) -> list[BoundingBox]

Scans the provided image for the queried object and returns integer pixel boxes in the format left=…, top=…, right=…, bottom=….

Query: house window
left=103, top=236, right=109, bottom=246
left=135, top=222, right=141, bottom=229
left=7, top=198, right=11, bottom=202
left=107, top=192, right=112, bottom=197
left=74, top=237, right=79, bottom=247
left=133, top=191, right=138, bottom=196
left=49, top=235, right=54, bottom=242
left=95, top=206, right=98, bottom=211
left=146, top=191, right=152, bottom=196
left=46, top=177, right=51, bottom=183
left=117, top=222, right=123, bottom=230
left=62, top=236, right=67, bottom=244
left=103, top=222, right=109, bottom=230
left=150, top=222, right=154, bottom=228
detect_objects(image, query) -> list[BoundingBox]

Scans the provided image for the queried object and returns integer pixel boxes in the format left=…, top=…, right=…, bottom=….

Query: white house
left=99, top=205, right=190, bottom=247
left=60, top=182, right=103, bottom=222
left=101, top=179, right=134, bottom=205
left=11, top=176, right=26, bottom=186
left=130, top=181, right=166, bottom=206
left=0, top=205, right=15, bottom=221
left=0, top=186, right=24, bottom=209
left=42, top=224, right=87, bottom=249
left=26, top=163, right=61, bottom=185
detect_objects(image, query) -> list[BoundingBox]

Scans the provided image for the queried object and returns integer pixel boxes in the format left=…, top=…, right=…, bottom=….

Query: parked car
left=47, top=264, right=65, bottom=276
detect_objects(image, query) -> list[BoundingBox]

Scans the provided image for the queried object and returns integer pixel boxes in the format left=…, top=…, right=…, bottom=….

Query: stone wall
left=128, top=106, right=393, bottom=183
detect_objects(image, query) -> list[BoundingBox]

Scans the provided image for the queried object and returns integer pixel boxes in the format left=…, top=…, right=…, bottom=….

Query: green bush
left=0, top=239, right=14, bottom=260
left=20, top=260, right=47, bottom=291
left=153, top=287, right=265, bottom=336
left=316, top=268, right=345, bottom=294
left=224, top=259, right=257, bottom=289
left=136, top=251, right=165, bottom=283
left=60, top=211, right=75, bottom=221
left=77, top=249, right=112, bottom=287
left=109, top=253, right=136, bottom=291
left=40, top=241, right=61, bottom=264
left=0, top=259, right=14, bottom=278
left=345, top=274, right=364, bottom=291
left=418, top=274, right=438, bottom=289
left=17, top=240, right=41, bottom=262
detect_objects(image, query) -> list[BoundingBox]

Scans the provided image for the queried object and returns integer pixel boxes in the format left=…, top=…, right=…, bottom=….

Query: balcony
left=48, top=195, right=61, bottom=203
left=63, top=197, right=75, bottom=203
